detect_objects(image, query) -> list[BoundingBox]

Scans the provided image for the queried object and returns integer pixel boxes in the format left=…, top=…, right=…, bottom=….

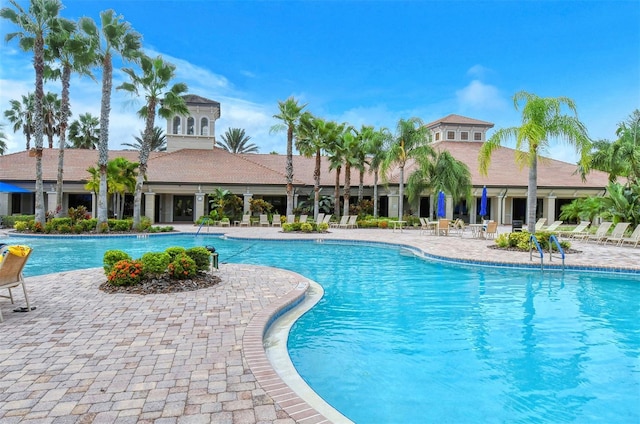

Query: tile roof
left=182, top=94, right=220, bottom=106
left=425, top=114, right=494, bottom=128
left=0, top=142, right=610, bottom=191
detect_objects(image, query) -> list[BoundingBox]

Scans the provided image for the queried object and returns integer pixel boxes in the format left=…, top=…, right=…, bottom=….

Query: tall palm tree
left=85, top=157, right=138, bottom=218
left=46, top=17, right=96, bottom=216
left=1, top=0, right=64, bottom=226
left=325, top=123, right=348, bottom=217
left=79, top=10, right=142, bottom=230
left=42, top=91, right=61, bottom=149
left=271, top=97, right=306, bottom=216
left=68, top=113, right=100, bottom=149
left=118, top=54, right=188, bottom=230
left=406, top=150, right=473, bottom=214
left=381, top=117, right=432, bottom=219
left=366, top=127, right=391, bottom=218
left=217, top=127, right=258, bottom=153
left=0, top=124, right=7, bottom=155
left=4, top=93, right=35, bottom=150
left=122, top=126, right=167, bottom=151
left=339, top=127, right=362, bottom=216
left=479, top=91, right=591, bottom=233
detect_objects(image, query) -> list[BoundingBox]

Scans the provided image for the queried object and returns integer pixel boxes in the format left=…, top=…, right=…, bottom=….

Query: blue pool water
left=3, top=234, right=639, bottom=423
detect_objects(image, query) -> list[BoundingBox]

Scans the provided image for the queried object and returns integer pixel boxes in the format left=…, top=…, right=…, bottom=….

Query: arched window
left=187, top=117, right=195, bottom=135
left=172, top=116, right=181, bottom=134
left=200, top=118, right=209, bottom=136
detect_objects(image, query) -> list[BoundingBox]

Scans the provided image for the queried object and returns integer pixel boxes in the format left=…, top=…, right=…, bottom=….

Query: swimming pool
left=3, top=234, right=639, bottom=423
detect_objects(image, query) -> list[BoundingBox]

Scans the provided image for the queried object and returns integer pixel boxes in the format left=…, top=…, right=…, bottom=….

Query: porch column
left=0, top=193, right=9, bottom=216
left=144, top=192, right=156, bottom=224
left=445, top=195, right=453, bottom=220
left=498, top=190, right=507, bottom=225
left=243, top=191, right=252, bottom=215
left=387, top=192, right=399, bottom=218
left=546, top=193, right=556, bottom=225
left=46, top=187, right=56, bottom=215
left=194, top=192, right=206, bottom=223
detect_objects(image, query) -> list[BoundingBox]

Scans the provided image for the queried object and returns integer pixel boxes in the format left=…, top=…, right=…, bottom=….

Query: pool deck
left=1, top=224, right=639, bottom=423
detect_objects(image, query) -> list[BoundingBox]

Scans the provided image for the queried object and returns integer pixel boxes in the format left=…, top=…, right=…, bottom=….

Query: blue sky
left=1, top=0, right=639, bottom=163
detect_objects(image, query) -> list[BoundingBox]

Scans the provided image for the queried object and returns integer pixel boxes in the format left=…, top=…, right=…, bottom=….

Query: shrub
left=141, top=252, right=171, bottom=275
left=68, top=206, right=89, bottom=223
left=378, top=220, right=389, bottom=229
left=185, top=247, right=211, bottom=272
left=57, top=224, right=72, bottom=234
left=82, top=218, right=98, bottom=232
left=300, top=222, right=313, bottom=233
left=72, top=224, right=84, bottom=234
left=103, top=250, right=132, bottom=274
left=282, top=223, right=295, bottom=232
left=110, top=219, right=132, bottom=232
left=43, top=222, right=54, bottom=233
left=139, top=216, right=152, bottom=231
left=168, top=253, right=197, bottom=279
left=14, top=221, right=28, bottom=231
left=317, top=222, right=329, bottom=232
left=50, top=217, right=72, bottom=230
left=165, top=246, right=187, bottom=261
left=107, top=259, right=144, bottom=286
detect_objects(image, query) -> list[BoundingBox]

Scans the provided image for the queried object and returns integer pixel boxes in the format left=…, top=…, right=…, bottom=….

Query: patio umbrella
left=0, top=181, right=31, bottom=193
left=437, top=191, right=446, bottom=218
left=479, top=186, right=487, bottom=217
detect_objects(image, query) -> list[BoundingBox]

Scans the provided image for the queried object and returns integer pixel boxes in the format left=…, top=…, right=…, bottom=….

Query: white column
left=243, top=192, right=252, bottom=215
left=144, top=192, right=156, bottom=224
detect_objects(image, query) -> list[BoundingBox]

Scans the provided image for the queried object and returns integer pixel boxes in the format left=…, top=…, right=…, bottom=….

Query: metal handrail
left=548, top=234, right=565, bottom=270
left=529, top=234, right=544, bottom=270
left=195, top=217, right=213, bottom=236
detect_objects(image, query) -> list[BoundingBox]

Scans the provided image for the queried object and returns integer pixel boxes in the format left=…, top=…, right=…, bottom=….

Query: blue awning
left=0, top=181, right=32, bottom=193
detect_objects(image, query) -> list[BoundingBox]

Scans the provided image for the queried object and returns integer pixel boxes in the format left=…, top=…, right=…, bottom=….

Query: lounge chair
left=299, top=215, right=308, bottom=223
left=331, top=215, right=349, bottom=228
left=272, top=214, right=282, bottom=227
left=239, top=214, right=251, bottom=227
left=543, top=220, right=563, bottom=232
left=450, top=218, right=466, bottom=237
left=581, top=221, right=613, bottom=243
left=603, top=222, right=631, bottom=245
left=534, top=218, right=547, bottom=231
left=315, top=213, right=325, bottom=224
left=345, top=215, right=358, bottom=229
left=557, top=221, right=590, bottom=239
left=322, top=214, right=332, bottom=225
left=618, top=224, right=640, bottom=248
left=436, top=219, right=450, bottom=236
left=287, top=214, right=296, bottom=224
left=0, top=245, right=33, bottom=322
left=259, top=214, right=270, bottom=227
left=481, top=221, right=498, bottom=239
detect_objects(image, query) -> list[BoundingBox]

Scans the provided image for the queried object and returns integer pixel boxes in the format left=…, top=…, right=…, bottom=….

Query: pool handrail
left=548, top=235, right=565, bottom=270
left=529, top=234, right=544, bottom=270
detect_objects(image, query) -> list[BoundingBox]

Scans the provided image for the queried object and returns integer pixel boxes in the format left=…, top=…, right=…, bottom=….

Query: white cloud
left=456, top=80, right=508, bottom=111
left=466, top=64, right=490, bottom=79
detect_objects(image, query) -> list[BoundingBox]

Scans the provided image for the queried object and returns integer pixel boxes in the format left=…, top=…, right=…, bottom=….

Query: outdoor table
left=390, top=220, right=406, bottom=233
left=469, top=223, right=484, bottom=238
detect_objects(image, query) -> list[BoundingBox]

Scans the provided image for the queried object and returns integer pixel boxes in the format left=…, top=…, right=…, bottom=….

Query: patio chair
left=618, top=224, right=640, bottom=248
left=345, top=215, right=358, bottom=229
left=299, top=215, right=308, bottom=223
left=331, top=215, right=349, bottom=228
left=287, top=214, right=296, bottom=224
left=450, top=218, right=466, bottom=237
left=272, top=214, right=282, bottom=227
left=315, top=213, right=325, bottom=224
left=603, top=222, right=631, bottom=245
left=534, top=218, right=547, bottom=231
left=481, top=221, right=498, bottom=239
left=239, top=214, right=251, bottom=227
left=0, top=245, right=33, bottom=323
left=436, top=219, right=450, bottom=236
left=543, top=220, right=563, bottom=232
left=322, top=214, right=333, bottom=225
left=581, top=221, right=613, bottom=243
left=259, top=214, right=270, bottom=227
left=557, top=221, right=590, bottom=239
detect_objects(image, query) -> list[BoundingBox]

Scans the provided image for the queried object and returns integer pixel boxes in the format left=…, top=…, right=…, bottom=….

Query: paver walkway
left=1, top=225, right=638, bottom=423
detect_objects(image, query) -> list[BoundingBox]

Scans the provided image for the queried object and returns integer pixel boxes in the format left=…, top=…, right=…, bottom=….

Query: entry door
left=173, top=196, right=194, bottom=222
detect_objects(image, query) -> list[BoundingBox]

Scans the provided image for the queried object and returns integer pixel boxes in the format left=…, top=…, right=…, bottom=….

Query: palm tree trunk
left=527, top=155, right=538, bottom=233
left=313, top=149, right=321, bottom=221
left=33, top=34, right=46, bottom=226
left=343, top=164, right=351, bottom=215
left=286, top=126, right=294, bottom=216
left=334, top=166, right=341, bottom=217
left=133, top=99, right=156, bottom=230
left=56, top=65, right=71, bottom=217
left=97, top=53, right=113, bottom=229
left=358, top=169, right=364, bottom=203
left=398, top=166, right=405, bottom=219
left=373, top=170, right=379, bottom=218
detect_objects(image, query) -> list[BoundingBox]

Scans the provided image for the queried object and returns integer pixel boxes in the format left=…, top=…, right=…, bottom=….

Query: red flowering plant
left=167, top=253, right=197, bottom=280
left=107, top=259, right=145, bottom=286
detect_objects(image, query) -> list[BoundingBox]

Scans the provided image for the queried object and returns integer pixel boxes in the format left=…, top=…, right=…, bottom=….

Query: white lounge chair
left=272, top=214, right=281, bottom=227
left=259, top=214, right=270, bottom=227
left=315, top=213, right=325, bottom=224
left=534, top=218, right=547, bottom=231
left=581, top=221, right=613, bottom=243
left=603, top=222, right=631, bottom=245
left=557, top=221, right=590, bottom=239
left=239, top=215, right=250, bottom=227
left=331, top=215, right=349, bottom=228
left=543, top=220, right=563, bottom=232
left=618, top=224, right=640, bottom=248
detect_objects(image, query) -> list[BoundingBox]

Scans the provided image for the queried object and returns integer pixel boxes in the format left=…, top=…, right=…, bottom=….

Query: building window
left=474, top=132, right=482, bottom=141
left=447, top=131, right=455, bottom=140
left=172, top=116, right=181, bottom=134
left=200, top=118, right=209, bottom=136
left=460, top=131, right=468, bottom=141
left=187, top=117, right=195, bottom=135
left=435, top=132, right=440, bottom=141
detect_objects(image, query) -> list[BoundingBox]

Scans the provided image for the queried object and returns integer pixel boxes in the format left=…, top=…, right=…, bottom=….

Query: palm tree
left=365, top=127, right=391, bottom=218
left=122, top=126, right=167, bottom=151
left=325, top=123, right=348, bottom=217
left=118, top=54, right=188, bottom=230
left=46, top=17, right=96, bottom=216
left=42, top=91, right=61, bottom=149
left=85, top=157, right=138, bottom=218
left=381, top=117, right=432, bottom=219
left=270, top=97, right=306, bottom=216
left=217, top=127, right=258, bottom=153
left=79, top=10, right=142, bottom=230
left=478, top=91, right=591, bottom=233
left=68, top=113, right=100, bottom=149
left=1, top=0, right=64, bottom=226
left=339, top=127, right=362, bottom=216
left=406, top=150, right=473, bottom=215
left=4, top=93, right=35, bottom=150
left=0, top=124, right=7, bottom=155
